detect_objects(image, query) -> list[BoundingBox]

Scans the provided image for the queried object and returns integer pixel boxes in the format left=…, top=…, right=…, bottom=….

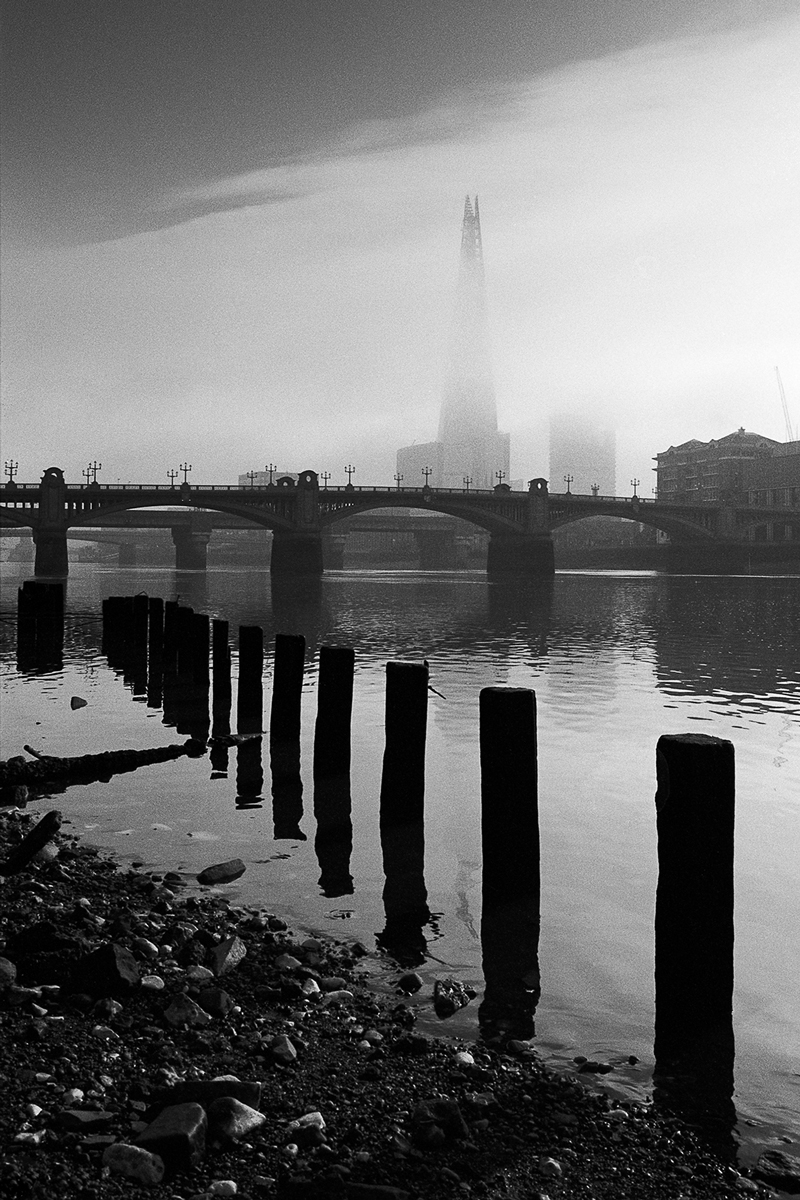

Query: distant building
left=653, top=428, right=800, bottom=504
left=549, top=414, right=616, bottom=495
left=237, top=469, right=296, bottom=486
left=397, top=197, right=510, bottom=491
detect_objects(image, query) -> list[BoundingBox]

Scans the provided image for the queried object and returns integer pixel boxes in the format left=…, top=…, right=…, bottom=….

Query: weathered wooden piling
left=191, top=613, right=210, bottom=685
left=146, top=597, right=164, bottom=708
left=212, top=620, right=231, bottom=698
left=270, top=633, right=306, bottom=745
left=654, top=733, right=735, bottom=1042
left=478, top=686, right=541, bottom=1037
left=313, top=775, right=354, bottom=898
left=175, top=605, right=195, bottom=677
left=162, top=600, right=179, bottom=669
left=379, top=660, right=428, bottom=827
left=479, top=686, right=540, bottom=902
left=236, top=625, right=264, bottom=734
left=16, top=581, right=65, bottom=674
left=313, top=646, right=355, bottom=779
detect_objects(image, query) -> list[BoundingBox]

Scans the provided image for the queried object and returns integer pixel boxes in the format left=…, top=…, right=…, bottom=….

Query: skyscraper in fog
left=397, top=197, right=510, bottom=490
left=549, top=414, right=616, bottom=495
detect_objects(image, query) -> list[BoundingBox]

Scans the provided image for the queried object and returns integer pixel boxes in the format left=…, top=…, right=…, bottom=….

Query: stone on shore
left=102, top=1142, right=165, bottom=1185
left=164, top=993, right=212, bottom=1028
left=77, top=942, right=140, bottom=994
left=135, top=1101, right=207, bottom=1172
left=208, top=935, right=247, bottom=976
left=207, top=1095, right=267, bottom=1141
left=197, top=858, right=247, bottom=886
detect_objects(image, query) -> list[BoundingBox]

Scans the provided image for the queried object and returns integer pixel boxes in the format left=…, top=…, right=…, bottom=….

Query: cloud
left=2, top=13, right=799, bottom=488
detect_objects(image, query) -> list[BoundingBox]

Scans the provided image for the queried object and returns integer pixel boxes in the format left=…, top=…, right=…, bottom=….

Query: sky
left=2, top=0, right=799, bottom=491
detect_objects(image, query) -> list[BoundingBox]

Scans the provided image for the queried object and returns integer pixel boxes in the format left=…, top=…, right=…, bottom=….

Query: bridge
left=1, top=467, right=798, bottom=577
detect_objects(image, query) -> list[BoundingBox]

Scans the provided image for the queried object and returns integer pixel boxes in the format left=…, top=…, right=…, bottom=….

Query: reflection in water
left=654, top=1027, right=737, bottom=1160
left=236, top=737, right=264, bottom=809
left=2, top=563, right=798, bottom=1150
left=313, top=773, right=354, bottom=897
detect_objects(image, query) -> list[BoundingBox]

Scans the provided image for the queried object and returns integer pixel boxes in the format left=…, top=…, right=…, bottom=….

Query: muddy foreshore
left=1, top=805, right=797, bottom=1200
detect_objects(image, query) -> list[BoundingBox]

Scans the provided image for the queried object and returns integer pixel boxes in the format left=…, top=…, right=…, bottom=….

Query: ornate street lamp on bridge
left=320, top=471, right=331, bottom=489
left=246, top=471, right=257, bottom=488
left=563, top=473, right=573, bottom=494
left=180, top=462, right=192, bottom=484
left=422, top=466, right=433, bottom=487
left=4, top=460, right=19, bottom=486
left=83, top=461, right=102, bottom=486
left=394, top=473, right=404, bottom=489
left=495, top=470, right=506, bottom=486
left=266, top=463, right=277, bottom=485
left=591, top=482, right=599, bottom=496
left=463, top=476, right=472, bottom=492
left=630, top=478, right=640, bottom=497
left=344, top=464, right=356, bottom=488
left=167, top=469, right=179, bottom=487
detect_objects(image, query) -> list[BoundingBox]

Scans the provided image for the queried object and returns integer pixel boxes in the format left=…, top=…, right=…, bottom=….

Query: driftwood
left=0, top=739, right=206, bottom=792
left=0, top=809, right=62, bottom=875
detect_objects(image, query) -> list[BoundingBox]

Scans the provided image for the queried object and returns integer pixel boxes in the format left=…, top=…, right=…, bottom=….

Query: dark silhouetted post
left=479, top=686, right=541, bottom=1039
left=237, top=625, right=263, bottom=735
left=147, top=597, right=164, bottom=708
left=313, top=646, right=355, bottom=779
left=162, top=600, right=179, bottom=669
left=378, top=660, right=430, bottom=962
left=270, top=633, right=305, bottom=744
left=653, top=732, right=736, bottom=1153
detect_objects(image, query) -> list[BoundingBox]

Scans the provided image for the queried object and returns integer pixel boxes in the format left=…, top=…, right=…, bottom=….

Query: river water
left=1, top=562, right=798, bottom=1160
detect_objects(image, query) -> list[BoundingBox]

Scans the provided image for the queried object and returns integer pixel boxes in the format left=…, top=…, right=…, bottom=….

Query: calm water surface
left=1, top=563, right=798, bottom=1159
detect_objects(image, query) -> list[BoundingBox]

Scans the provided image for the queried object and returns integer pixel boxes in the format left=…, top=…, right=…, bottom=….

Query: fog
left=1, top=11, right=798, bottom=491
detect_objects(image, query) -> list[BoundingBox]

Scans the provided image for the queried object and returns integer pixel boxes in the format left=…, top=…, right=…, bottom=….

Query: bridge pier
left=271, top=532, right=324, bottom=576
left=322, top=533, right=347, bottom=570
left=34, top=528, right=69, bottom=576
left=172, top=527, right=211, bottom=571
left=487, top=533, right=554, bottom=578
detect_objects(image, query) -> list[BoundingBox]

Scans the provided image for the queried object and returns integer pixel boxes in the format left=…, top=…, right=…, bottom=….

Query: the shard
left=397, top=196, right=510, bottom=490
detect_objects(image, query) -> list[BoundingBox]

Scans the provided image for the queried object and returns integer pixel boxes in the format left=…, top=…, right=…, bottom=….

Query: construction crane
left=775, top=366, right=798, bottom=443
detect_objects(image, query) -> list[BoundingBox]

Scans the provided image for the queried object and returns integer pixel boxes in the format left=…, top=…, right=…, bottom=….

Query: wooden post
left=191, top=612, right=210, bottom=685
left=237, top=625, right=264, bottom=734
left=654, top=733, right=735, bottom=1039
left=379, top=660, right=428, bottom=827
left=146, top=597, right=164, bottom=709
left=313, top=646, right=355, bottom=779
left=270, top=633, right=305, bottom=745
left=478, top=687, right=541, bottom=1038
left=162, top=600, right=179, bottom=669
left=175, top=604, right=195, bottom=677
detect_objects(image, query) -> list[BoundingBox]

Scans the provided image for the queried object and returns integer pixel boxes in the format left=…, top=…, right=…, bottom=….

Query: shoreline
left=2, top=805, right=798, bottom=1200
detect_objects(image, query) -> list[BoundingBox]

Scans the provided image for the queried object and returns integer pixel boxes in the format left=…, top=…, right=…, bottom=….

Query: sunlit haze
left=2, top=0, right=798, bottom=491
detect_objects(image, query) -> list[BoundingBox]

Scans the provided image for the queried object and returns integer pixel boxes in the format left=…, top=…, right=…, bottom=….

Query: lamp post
left=321, top=471, right=331, bottom=489
left=167, top=469, right=179, bottom=488
left=82, top=465, right=92, bottom=486
left=394, top=473, right=404, bottom=489
left=84, top=460, right=102, bottom=485
left=631, top=477, right=640, bottom=498
left=345, top=464, right=356, bottom=487
left=266, top=463, right=277, bottom=485
left=495, top=469, right=506, bottom=486
left=463, top=476, right=472, bottom=492
left=563, top=473, right=573, bottom=494
left=246, top=470, right=256, bottom=488
left=180, top=462, right=192, bottom=484
left=4, top=460, right=19, bottom=485
left=422, top=466, right=432, bottom=487
left=591, top=482, right=599, bottom=497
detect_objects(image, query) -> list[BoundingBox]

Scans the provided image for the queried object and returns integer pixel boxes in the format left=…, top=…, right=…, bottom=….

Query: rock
left=77, top=942, right=140, bottom=994
left=411, top=1098, right=469, bottom=1142
left=320, top=989, right=354, bottom=1006
left=70, top=696, right=88, bottom=710
left=55, top=1108, right=116, bottom=1131
left=539, top=1156, right=563, bottom=1178
left=136, top=1101, right=207, bottom=1172
left=319, top=975, right=348, bottom=992
left=209, top=1182, right=238, bottom=1197
left=0, top=960, right=18, bottom=988
left=433, top=977, right=476, bottom=1018
left=187, top=965, right=215, bottom=982
left=208, top=1096, right=267, bottom=1141
left=285, top=1111, right=326, bottom=1147
left=208, top=935, right=247, bottom=976
left=131, top=937, right=160, bottom=960
left=141, top=974, right=166, bottom=990
left=396, top=971, right=423, bottom=994
left=197, top=859, right=247, bottom=886
left=150, top=1078, right=262, bottom=1113
left=164, top=994, right=212, bottom=1027
left=453, top=1051, right=475, bottom=1067
left=198, top=986, right=235, bottom=1017
left=754, top=1150, right=800, bottom=1193
left=33, top=843, right=59, bottom=863
left=577, top=1060, right=613, bottom=1074
left=102, top=1142, right=165, bottom=1185
left=270, top=1034, right=298, bottom=1064
left=275, top=954, right=302, bottom=971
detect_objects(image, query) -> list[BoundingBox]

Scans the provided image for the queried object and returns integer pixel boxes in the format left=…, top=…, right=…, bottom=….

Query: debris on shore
left=0, top=806, right=796, bottom=1200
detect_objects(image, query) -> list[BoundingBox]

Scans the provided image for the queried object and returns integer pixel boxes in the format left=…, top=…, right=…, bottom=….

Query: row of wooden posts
left=16, top=584, right=737, bottom=1133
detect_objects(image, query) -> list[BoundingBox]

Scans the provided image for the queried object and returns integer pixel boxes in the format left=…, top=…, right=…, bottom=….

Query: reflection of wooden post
left=313, top=646, right=355, bottom=779
left=212, top=619, right=231, bottom=710
left=480, top=687, right=539, bottom=902
left=270, top=633, right=305, bottom=744
left=379, top=660, right=428, bottom=827
left=655, top=734, right=735, bottom=1040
